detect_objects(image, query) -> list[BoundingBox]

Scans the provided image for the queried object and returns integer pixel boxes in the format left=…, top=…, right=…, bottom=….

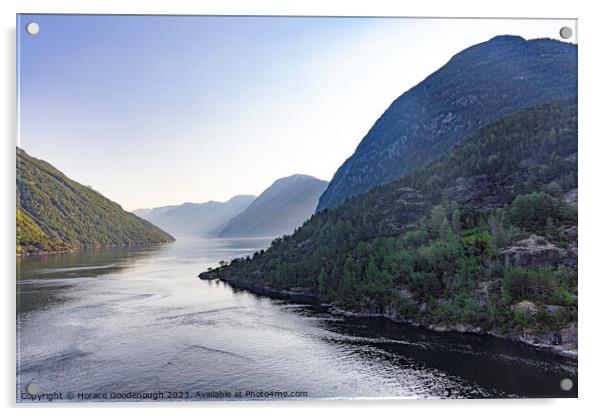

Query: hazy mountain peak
left=134, top=194, right=256, bottom=238
left=273, top=173, right=321, bottom=183
left=218, top=174, right=328, bottom=238
left=225, top=194, right=257, bottom=204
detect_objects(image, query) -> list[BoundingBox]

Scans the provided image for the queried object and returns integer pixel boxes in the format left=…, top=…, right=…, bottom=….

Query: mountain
left=131, top=208, right=152, bottom=217
left=16, top=148, right=174, bottom=255
left=204, top=99, right=577, bottom=345
left=218, top=174, right=329, bottom=238
left=133, top=195, right=256, bottom=237
left=317, top=35, right=577, bottom=211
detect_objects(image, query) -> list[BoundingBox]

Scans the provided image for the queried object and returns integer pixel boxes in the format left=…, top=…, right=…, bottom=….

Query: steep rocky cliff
left=317, top=36, right=577, bottom=211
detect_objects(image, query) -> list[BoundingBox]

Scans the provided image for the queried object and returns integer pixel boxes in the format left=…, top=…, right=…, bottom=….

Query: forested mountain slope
left=17, top=148, right=174, bottom=254
left=205, top=100, right=577, bottom=340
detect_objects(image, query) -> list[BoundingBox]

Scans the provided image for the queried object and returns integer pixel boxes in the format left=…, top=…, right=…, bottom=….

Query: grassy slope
left=17, top=148, right=174, bottom=254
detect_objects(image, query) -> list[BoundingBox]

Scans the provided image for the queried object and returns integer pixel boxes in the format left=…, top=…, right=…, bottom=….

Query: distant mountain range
left=317, top=35, right=577, bottom=211
left=16, top=148, right=174, bottom=255
left=16, top=147, right=327, bottom=253
left=218, top=174, right=328, bottom=238
left=135, top=174, right=328, bottom=239
left=133, top=195, right=256, bottom=238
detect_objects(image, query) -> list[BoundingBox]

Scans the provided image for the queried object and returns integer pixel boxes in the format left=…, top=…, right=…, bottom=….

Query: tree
left=328, top=265, right=340, bottom=297
left=318, top=267, right=330, bottom=300
left=486, top=208, right=521, bottom=248
left=439, top=217, right=453, bottom=240
left=508, top=192, right=563, bottom=231
left=429, top=205, right=448, bottom=238
left=451, top=209, right=462, bottom=234
left=546, top=181, right=563, bottom=197
left=545, top=217, right=556, bottom=239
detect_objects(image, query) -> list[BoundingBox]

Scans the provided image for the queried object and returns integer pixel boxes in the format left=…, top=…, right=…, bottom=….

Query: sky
left=17, top=15, right=576, bottom=211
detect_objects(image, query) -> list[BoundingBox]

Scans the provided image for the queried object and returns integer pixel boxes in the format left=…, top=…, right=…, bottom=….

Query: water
left=17, top=238, right=577, bottom=401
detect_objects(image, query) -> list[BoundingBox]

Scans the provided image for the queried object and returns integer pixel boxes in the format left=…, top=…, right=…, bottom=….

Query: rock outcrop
left=563, top=188, right=578, bottom=205
left=501, top=235, right=568, bottom=268
left=511, top=300, right=539, bottom=318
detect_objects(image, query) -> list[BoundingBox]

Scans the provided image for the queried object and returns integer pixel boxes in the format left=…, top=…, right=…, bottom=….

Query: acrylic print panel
left=16, top=14, right=577, bottom=402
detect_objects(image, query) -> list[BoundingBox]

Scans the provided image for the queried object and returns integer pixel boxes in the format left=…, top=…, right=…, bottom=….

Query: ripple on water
left=16, top=238, right=578, bottom=400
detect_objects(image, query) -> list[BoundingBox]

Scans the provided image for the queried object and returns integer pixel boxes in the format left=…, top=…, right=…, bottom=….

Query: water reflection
left=17, top=244, right=164, bottom=314
left=16, top=238, right=577, bottom=400
left=17, top=244, right=165, bottom=280
left=317, top=316, right=577, bottom=398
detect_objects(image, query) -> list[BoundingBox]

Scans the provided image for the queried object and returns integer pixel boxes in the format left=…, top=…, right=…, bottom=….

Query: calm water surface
left=17, top=238, right=577, bottom=401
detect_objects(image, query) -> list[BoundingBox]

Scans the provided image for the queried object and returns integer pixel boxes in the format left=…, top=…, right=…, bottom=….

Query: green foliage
left=429, top=206, right=448, bottom=238
left=486, top=208, right=523, bottom=248
left=451, top=209, right=462, bottom=234
left=318, top=268, right=329, bottom=300
left=403, top=229, right=430, bottom=246
left=397, top=298, right=419, bottom=318
left=461, top=228, right=495, bottom=257
left=508, top=192, right=576, bottom=233
left=16, top=206, right=67, bottom=254
left=434, top=292, right=484, bottom=324
left=502, top=266, right=572, bottom=305
left=212, top=99, right=577, bottom=333
left=16, top=148, right=174, bottom=254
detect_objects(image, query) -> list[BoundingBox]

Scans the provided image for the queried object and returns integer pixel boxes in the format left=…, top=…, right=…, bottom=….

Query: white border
left=2, top=1, right=601, bottom=415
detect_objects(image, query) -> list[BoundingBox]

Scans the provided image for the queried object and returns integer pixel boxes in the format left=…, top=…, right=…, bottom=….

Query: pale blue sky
left=17, top=15, right=576, bottom=210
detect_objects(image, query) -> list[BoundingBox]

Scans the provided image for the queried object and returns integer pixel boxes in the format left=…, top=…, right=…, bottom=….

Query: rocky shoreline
left=327, top=306, right=578, bottom=361
left=205, top=273, right=577, bottom=362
